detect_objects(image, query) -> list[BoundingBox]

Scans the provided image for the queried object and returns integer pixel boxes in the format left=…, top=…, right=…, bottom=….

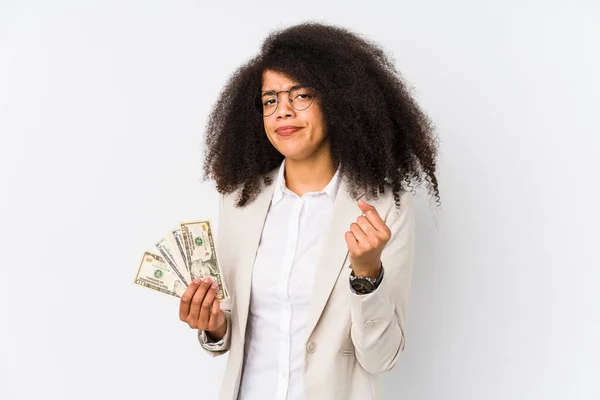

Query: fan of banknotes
left=134, top=220, right=229, bottom=301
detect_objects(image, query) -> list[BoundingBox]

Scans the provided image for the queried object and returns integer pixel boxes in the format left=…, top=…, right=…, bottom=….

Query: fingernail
left=203, top=276, right=211, bottom=283
left=211, top=282, right=217, bottom=289
left=193, top=278, right=201, bottom=284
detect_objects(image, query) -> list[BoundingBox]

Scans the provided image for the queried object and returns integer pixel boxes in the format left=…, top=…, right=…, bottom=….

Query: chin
left=277, top=146, right=312, bottom=160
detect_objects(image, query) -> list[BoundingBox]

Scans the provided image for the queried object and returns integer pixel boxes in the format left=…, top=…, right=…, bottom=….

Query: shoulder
left=219, top=169, right=279, bottom=211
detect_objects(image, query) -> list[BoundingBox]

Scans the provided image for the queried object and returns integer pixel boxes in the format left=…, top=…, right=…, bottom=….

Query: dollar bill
left=170, top=227, right=190, bottom=276
left=180, top=220, right=229, bottom=301
left=134, top=251, right=186, bottom=298
left=156, top=235, right=190, bottom=286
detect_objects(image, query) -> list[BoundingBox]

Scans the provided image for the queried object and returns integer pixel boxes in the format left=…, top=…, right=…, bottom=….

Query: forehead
left=261, top=70, right=300, bottom=91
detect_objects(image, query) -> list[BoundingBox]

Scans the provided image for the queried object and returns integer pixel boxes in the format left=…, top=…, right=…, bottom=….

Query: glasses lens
left=289, top=87, right=315, bottom=111
left=255, top=91, right=278, bottom=117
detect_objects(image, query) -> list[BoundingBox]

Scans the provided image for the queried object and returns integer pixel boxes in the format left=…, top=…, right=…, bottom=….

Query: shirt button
left=364, top=320, right=375, bottom=327
left=306, top=341, right=317, bottom=354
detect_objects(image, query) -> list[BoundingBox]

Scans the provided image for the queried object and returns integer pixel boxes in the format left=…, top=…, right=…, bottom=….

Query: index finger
left=359, top=200, right=388, bottom=234
left=179, top=279, right=200, bottom=321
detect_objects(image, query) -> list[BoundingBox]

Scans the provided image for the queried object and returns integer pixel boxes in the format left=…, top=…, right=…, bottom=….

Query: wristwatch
left=349, top=263, right=384, bottom=295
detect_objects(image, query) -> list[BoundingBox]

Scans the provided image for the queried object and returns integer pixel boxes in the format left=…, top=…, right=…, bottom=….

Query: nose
left=275, top=92, right=295, bottom=118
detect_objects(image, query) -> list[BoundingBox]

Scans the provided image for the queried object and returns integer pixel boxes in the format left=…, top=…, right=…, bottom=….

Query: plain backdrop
left=1, top=1, right=599, bottom=399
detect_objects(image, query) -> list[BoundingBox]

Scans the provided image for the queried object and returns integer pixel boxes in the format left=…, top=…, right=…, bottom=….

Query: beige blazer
left=201, top=168, right=415, bottom=400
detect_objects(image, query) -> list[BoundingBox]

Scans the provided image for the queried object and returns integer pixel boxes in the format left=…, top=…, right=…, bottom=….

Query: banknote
left=134, top=251, right=186, bottom=298
left=180, top=220, right=229, bottom=301
left=156, top=234, right=190, bottom=286
left=170, top=227, right=190, bottom=276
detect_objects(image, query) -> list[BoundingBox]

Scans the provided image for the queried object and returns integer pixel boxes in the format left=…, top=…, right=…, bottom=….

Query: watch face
left=351, top=279, right=375, bottom=294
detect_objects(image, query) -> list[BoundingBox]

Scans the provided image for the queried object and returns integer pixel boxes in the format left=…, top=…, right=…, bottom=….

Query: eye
left=290, top=85, right=315, bottom=100
left=292, top=90, right=314, bottom=101
left=263, top=99, right=277, bottom=106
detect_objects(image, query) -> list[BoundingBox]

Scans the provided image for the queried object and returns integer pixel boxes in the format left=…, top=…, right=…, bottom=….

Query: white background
left=1, top=1, right=599, bottom=399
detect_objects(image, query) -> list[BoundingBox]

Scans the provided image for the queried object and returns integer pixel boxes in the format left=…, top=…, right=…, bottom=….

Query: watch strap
left=349, top=263, right=384, bottom=294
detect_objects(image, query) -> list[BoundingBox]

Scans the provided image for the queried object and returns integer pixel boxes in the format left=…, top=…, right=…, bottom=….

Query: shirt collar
left=271, top=159, right=342, bottom=206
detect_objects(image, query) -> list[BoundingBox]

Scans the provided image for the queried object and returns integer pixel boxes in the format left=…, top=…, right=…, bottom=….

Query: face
left=261, top=69, right=330, bottom=162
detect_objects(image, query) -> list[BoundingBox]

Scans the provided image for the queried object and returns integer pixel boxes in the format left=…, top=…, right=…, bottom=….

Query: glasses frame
left=254, top=85, right=316, bottom=118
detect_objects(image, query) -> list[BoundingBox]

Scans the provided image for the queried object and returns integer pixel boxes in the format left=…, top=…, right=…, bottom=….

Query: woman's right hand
left=179, top=276, right=227, bottom=341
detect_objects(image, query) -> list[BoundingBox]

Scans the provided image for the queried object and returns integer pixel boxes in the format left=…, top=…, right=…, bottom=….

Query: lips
left=276, top=126, right=301, bottom=136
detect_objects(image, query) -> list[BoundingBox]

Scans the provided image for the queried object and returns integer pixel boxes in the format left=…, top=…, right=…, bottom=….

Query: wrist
left=351, top=264, right=381, bottom=280
left=205, top=321, right=227, bottom=342
left=349, top=263, right=385, bottom=295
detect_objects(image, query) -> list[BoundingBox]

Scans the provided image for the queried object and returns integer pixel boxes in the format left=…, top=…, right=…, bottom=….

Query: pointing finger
left=358, top=199, right=389, bottom=235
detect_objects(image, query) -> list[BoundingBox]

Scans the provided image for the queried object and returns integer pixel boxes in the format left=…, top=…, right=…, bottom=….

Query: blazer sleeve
left=196, top=192, right=233, bottom=357
left=348, top=190, right=416, bottom=374
left=197, top=307, right=232, bottom=357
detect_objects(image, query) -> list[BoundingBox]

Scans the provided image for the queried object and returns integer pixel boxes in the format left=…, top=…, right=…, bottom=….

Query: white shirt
left=238, top=159, right=341, bottom=400
left=200, top=159, right=342, bottom=399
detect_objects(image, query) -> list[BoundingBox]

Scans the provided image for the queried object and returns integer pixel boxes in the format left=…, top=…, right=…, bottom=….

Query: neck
left=284, top=152, right=337, bottom=197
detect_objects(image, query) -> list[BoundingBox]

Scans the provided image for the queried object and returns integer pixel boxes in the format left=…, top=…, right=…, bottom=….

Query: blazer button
left=306, top=341, right=317, bottom=354
left=365, top=320, right=375, bottom=327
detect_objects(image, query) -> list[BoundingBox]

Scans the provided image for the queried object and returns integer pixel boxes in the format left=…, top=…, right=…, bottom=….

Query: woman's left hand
left=344, top=199, right=392, bottom=279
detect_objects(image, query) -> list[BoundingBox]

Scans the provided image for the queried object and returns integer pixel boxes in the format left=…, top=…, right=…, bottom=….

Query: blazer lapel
left=304, top=177, right=365, bottom=340
left=234, top=170, right=278, bottom=342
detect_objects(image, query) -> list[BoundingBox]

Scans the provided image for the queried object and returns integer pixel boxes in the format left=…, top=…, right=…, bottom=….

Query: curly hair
left=203, top=21, right=440, bottom=209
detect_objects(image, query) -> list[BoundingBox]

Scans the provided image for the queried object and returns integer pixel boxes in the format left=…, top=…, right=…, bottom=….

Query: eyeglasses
left=254, top=85, right=316, bottom=117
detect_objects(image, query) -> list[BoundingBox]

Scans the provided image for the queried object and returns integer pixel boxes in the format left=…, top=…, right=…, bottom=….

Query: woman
left=178, top=22, right=440, bottom=400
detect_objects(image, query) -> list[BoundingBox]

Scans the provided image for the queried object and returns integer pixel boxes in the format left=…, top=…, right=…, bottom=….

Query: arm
left=348, top=191, right=415, bottom=374
left=198, top=192, right=233, bottom=357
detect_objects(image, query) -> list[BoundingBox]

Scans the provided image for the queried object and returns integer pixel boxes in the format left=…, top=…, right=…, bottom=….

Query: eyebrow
left=261, top=85, right=304, bottom=95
